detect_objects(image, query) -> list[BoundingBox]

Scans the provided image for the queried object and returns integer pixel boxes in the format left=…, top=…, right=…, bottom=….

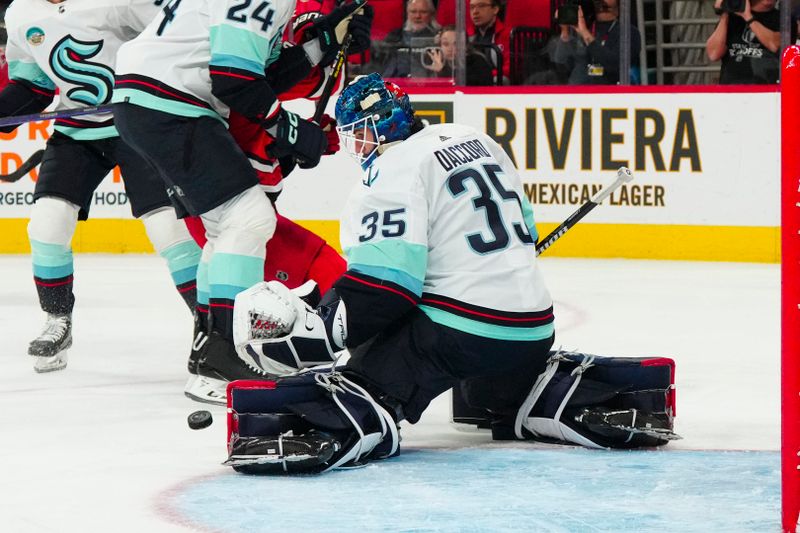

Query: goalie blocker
left=453, top=350, right=680, bottom=448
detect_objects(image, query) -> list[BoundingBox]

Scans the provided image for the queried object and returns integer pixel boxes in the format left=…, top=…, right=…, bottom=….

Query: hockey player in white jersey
left=221, top=75, right=677, bottom=473
left=111, top=0, right=368, bottom=397
left=218, top=73, right=557, bottom=472
left=1, top=0, right=202, bottom=373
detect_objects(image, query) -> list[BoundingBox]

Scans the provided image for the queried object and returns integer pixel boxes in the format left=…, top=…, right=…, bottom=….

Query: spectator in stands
left=422, top=24, right=495, bottom=85
left=705, top=0, right=780, bottom=84
left=468, top=0, right=510, bottom=80
left=380, top=0, right=441, bottom=77
left=550, top=0, right=640, bottom=85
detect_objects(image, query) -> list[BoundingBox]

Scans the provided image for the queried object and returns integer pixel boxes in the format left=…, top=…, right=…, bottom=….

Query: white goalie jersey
left=4, top=0, right=161, bottom=140
left=340, top=123, right=555, bottom=342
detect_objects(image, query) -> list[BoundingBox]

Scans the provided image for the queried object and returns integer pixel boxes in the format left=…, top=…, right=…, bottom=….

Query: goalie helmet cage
left=782, top=45, right=800, bottom=533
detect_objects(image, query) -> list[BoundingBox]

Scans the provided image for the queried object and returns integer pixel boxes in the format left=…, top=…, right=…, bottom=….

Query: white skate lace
left=36, top=315, right=70, bottom=343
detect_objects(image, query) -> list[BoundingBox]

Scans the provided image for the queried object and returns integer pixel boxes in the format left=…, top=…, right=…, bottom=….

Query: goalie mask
left=335, top=73, right=416, bottom=170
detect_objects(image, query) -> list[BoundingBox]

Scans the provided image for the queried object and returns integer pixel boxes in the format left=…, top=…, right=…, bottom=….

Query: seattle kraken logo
left=363, top=166, right=380, bottom=187
left=48, top=36, right=114, bottom=105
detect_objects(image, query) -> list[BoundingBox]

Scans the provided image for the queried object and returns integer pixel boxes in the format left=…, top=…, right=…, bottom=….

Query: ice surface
left=176, top=449, right=780, bottom=532
left=0, top=255, right=780, bottom=532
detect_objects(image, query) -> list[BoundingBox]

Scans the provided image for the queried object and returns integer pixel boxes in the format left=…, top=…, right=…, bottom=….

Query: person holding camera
left=705, top=0, right=780, bottom=84
left=422, top=25, right=495, bottom=85
left=550, top=0, right=641, bottom=85
left=380, top=0, right=441, bottom=78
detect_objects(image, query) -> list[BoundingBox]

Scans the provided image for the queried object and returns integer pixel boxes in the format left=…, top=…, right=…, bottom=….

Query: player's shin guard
left=142, top=207, right=201, bottom=311
left=514, top=351, right=680, bottom=448
left=224, top=371, right=400, bottom=474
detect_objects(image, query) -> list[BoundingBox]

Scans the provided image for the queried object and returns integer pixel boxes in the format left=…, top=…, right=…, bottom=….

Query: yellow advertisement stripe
left=0, top=219, right=346, bottom=255
left=0, top=219, right=780, bottom=263
left=535, top=222, right=780, bottom=263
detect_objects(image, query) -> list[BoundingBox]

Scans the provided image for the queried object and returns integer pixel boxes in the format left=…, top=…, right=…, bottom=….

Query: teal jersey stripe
left=345, top=240, right=428, bottom=281
left=30, top=240, right=71, bottom=267
left=112, top=88, right=224, bottom=122
left=160, top=240, right=202, bottom=274
left=9, top=60, right=55, bottom=90
left=209, top=25, right=270, bottom=76
left=209, top=283, right=250, bottom=301
left=208, top=253, right=263, bottom=291
left=54, top=124, right=119, bottom=140
left=350, top=263, right=424, bottom=296
left=197, top=262, right=210, bottom=305
left=521, top=195, right=538, bottom=242
left=171, top=266, right=197, bottom=286
left=33, top=263, right=73, bottom=280
left=419, top=305, right=555, bottom=341
left=209, top=53, right=265, bottom=76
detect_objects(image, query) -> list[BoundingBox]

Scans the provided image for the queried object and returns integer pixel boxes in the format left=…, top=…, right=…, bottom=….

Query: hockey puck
left=188, top=410, right=213, bottom=430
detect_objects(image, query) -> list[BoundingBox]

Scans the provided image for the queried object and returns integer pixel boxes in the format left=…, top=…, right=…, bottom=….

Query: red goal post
left=782, top=45, right=800, bottom=533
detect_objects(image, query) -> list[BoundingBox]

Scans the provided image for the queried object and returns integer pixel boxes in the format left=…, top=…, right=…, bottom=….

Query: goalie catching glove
left=233, top=280, right=347, bottom=376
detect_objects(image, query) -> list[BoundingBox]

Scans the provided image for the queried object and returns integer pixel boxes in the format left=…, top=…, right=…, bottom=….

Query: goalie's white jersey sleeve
left=113, top=0, right=295, bottom=120
left=340, top=123, right=554, bottom=342
left=4, top=0, right=161, bottom=140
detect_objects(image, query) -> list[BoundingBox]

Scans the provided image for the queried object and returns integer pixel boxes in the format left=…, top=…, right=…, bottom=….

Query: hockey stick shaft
left=312, top=33, right=354, bottom=124
left=0, top=104, right=113, bottom=129
left=535, top=167, right=634, bottom=256
left=0, top=149, right=45, bottom=183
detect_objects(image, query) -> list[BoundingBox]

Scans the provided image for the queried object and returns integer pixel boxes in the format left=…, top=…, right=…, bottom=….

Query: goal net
left=782, top=45, right=800, bottom=533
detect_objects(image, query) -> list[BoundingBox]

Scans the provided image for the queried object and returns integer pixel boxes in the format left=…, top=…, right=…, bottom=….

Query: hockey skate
left=184, top=312, right=209, bottom=395
left=28, top=313, right=72, bottom=373
left=185, top=331, right=269, bottom=406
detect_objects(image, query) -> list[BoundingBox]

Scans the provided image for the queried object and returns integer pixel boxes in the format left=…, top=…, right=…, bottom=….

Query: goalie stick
left=535, top=167, right=634, bottom=256
left=0, top=149, right=44, bottom=183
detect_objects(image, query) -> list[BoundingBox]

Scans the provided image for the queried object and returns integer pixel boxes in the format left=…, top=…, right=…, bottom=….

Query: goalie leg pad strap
left=514, top=351, right=679, bottom=448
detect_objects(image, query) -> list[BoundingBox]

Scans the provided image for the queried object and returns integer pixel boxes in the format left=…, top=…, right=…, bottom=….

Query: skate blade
left=184, top=375, right=227, bottom=406
left=33, top=351, right=68, bottom=373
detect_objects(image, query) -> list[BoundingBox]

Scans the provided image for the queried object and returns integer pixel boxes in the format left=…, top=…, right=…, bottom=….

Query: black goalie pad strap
left=236, top=412, right=310, bottom=437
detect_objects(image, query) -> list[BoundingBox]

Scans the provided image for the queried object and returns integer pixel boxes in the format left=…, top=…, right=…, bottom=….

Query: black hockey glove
left=266, top=109, right=328, bottom=169
left=347, top=5, right=374, bottom=55
left=307, top=0, right=368, bottom=67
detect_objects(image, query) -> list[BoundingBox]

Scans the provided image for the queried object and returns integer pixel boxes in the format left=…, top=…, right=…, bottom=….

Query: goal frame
left=782, top=45, right=800, bottom=533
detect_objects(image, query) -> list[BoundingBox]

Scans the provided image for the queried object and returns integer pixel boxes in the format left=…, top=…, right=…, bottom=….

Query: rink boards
left=0, top=86, right=780, bottom=262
